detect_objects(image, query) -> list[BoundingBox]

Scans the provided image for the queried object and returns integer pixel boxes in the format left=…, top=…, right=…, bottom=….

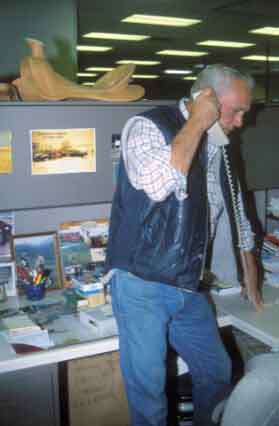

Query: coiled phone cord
left=221, top=145, right=243, bottom=249
left=221, top=144, right=252, bottom=292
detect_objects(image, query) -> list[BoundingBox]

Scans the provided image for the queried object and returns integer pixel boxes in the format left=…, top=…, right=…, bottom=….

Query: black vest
left=105, top=105, right=208, bottom=291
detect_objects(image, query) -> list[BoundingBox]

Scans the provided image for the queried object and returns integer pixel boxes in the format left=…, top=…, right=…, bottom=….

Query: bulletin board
left=0, top=100, right=167, bottom=211
left=1, top=100, right=277, bottom=211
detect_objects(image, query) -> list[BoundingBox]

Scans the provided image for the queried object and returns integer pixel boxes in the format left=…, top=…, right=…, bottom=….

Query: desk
left=213, top=285, right=279, bottom=351
left=0, top=287, right=276, bottom=426
left=0, top=291, right=120, bottom=375
left=0, top=290, right=232, bottom=376
left=1, top=287, right=278, bottom=375
left=0, top=291, right=121, bottom=426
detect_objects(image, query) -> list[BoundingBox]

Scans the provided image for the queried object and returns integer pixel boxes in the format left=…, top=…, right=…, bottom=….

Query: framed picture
left=0, top=262, right=16, bottom=296
left=58, top=219, right=108, bottom=285
left=13, top=232, right=62, bottom=294
left=0, top=211, right=15, bottom=261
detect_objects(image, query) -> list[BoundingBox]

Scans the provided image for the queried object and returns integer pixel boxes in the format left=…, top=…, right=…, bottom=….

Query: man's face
left=218, top=79, right=252, bottom=135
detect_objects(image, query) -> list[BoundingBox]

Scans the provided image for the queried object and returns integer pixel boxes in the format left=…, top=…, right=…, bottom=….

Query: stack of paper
left=202, top=270, right=240, bottom=296
left=72, top=278, right=104, bottom=295
left=210, top=280, right=241, bottom=296
left=0, top=314, right=53, bottom=348
left=72, top=278, right=106, bottom=307
left=1, top=314, right=41, bottom=335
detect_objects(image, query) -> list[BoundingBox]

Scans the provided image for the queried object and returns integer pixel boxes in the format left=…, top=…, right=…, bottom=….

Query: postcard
left=0, top=130, right=13, bottom=174
left=30, top=128, right=96, bottom=175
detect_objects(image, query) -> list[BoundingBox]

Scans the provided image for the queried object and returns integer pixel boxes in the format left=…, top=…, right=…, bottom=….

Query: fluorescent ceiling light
left=82, top=82, right=96, bottom=86
left=250, top=27, right=279, bottom=36
left=83, top=32, right=150, bottom=41
left=122, top=14, right=201, bottom=27
left=157, top=50, right=208, bottom=57
left=197, top=40, right=255, bottom=48
left=77, top=45, right=112, bottom=52
left=77, top=72, right=97, bottom=77
left=242, top=55, right=279, bottom=62
left=164, top=69, right=192, bottom=75
left=132, top=74, right=159, bottom=79
left=85, top=67, right=114, bottom=71
left=183, top=76, right=197, bottom=80
left=117, top=59, right=161, bottom=65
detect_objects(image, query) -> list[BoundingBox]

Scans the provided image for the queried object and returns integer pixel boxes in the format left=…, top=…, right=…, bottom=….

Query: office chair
left=220, top=353, right=279, bottom=426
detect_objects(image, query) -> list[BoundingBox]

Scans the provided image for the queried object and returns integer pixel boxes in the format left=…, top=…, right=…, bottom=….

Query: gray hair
left=190, top=64, right=254, bottom=97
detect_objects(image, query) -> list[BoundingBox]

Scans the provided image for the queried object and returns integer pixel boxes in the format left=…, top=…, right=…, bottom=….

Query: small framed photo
left=0, top=262, right=16, bottom=296
left=0, top=211, right=14, bottom=261
left=13, top=232, right=62, bottom=294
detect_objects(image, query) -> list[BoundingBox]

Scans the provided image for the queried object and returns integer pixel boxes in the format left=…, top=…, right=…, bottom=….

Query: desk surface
left=1, top=286, right=277, bottom=375
left=0, top=291, right=120, bottom=374
left=213, top=285, right=279, bottom=351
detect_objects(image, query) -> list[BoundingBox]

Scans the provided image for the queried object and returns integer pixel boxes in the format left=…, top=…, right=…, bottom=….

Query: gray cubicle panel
left=3, top=100, right=276, bottom=211
left=2, top=100, right=276, bottom=235
left=0, top=100, right=169, bottom=212
left=0, top=364, right=60, bottom=426
left=240, top=104, right=279, bottom=191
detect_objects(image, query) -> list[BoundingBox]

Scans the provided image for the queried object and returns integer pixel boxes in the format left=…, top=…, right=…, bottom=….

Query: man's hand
left=240, top=250, right=264, bottom=312
left=189, top=88, right=220, bottom=133
left=171, top=88, right=220, bottom=175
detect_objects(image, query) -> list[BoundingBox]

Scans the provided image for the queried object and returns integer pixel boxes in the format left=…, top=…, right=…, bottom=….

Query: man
left=105, top=64, right=263, bottom=426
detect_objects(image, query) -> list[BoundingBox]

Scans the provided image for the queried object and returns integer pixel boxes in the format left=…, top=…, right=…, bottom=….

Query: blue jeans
left=111, top=269, right=232, bottom=426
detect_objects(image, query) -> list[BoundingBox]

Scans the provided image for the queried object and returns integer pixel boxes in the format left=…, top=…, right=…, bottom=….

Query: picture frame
left=13, top=232, right=62, bottom=295
left=0, top=262, right=16, bottom=297
left=58, top=218, right=108, bottom=285
left=0, top=211, right=15, bottom=261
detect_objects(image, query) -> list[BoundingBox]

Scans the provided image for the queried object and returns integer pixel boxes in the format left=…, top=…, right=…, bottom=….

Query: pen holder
left=23, top=282, right=46, bottom=301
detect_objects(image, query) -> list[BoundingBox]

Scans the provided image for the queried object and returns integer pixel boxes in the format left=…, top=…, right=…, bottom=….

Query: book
left=72, top=277, right=106, bottom=307
left=262, top=240, right=279, bottom=256
left=265, top=233, right=279, bottom=247
left=264, top=271, right=279, bottom=287
left=0, top=313, right=41, bottom=336
left=72, top=278, right=104, bottom=294
left=261, top=251, right=279, bottom=273
left=0, top=313, right=53, bottom=348
left=8, top=328, right=53, bottom=349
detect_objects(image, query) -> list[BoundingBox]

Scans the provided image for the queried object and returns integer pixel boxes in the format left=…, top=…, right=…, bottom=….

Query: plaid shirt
left=121, top=99, right=254, bottom=250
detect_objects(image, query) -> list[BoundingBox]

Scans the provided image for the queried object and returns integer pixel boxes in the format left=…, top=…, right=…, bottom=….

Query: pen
left=89, top=319, right=97, bottom=327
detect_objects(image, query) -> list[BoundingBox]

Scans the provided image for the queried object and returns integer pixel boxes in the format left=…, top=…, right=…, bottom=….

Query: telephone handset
left=192, top=91, right=229, bottom=146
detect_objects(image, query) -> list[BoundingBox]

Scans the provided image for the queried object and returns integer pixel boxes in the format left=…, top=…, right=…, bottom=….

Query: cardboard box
left=67, top=351, right=129, bottom=426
